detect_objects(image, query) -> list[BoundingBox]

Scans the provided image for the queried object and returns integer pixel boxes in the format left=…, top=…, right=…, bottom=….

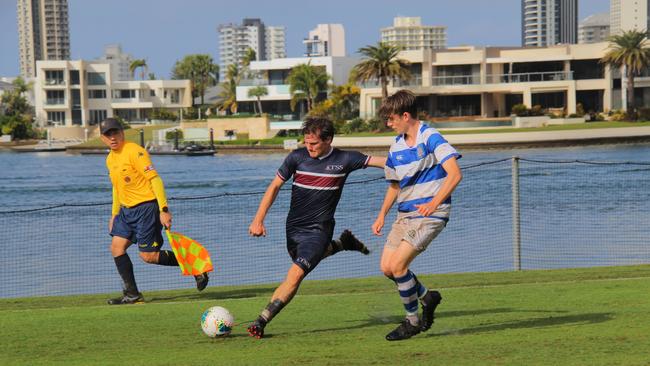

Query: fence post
left=512, top=156, right=522, bottom=271
left=139, top=129, right=145, bottom=147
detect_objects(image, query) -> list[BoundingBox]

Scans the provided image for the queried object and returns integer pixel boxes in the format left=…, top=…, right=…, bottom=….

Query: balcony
left=45, top=79, right=65, bottom=86
left=431, top=74, right=480, bottom=86
left=487, top=71, right=573, bottom=83
left=394, top=75, right=423, bottom=87
left=45, top=98, right=65, bottom=105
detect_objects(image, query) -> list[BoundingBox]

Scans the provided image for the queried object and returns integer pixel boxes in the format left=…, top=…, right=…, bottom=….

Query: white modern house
left=235, top=56, right=359, bottom=121
left=34, top=60, right=191, bottom=136
left=358, top=42, right=645, bottom=119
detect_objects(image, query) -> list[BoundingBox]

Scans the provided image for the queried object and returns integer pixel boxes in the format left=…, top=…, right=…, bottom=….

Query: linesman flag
left=165, top=230, right=214, bottom=276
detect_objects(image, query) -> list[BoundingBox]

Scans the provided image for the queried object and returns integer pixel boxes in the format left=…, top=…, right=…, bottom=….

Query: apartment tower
left=17, top=0, right=71, bottom=78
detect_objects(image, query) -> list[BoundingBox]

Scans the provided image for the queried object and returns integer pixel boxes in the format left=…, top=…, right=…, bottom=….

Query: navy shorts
left=110, top=200, right=164, bottom=252
left=286, top=220, right=334, bottom=274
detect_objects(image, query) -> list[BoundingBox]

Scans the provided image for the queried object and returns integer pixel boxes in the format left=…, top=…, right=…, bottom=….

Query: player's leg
left=384, top=240, right=422, bottom=340
left=248, top=264, right=306, bottom=338
left=324, top=229, right=370, bottom=257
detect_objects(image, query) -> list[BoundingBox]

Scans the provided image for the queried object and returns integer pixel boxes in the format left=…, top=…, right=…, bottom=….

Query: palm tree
left=171, top=54, right=219, bottom=106
left=217, top=64, right=241, bottom=114
left=247, top=86, right=268, bottom=114
left=352, top=42, right=411, bottom=100
left=129, top=59, right=147, bottom=80
left=287, top=62, right=329, bottom=112
left=601, top=30, right=650, bottom=118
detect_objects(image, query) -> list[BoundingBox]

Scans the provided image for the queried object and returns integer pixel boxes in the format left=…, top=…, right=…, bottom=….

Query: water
left=1, top=143, right=650, bottom=298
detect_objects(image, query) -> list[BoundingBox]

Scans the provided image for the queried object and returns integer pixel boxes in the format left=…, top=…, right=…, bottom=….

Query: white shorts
left=385, top=212, right=447, bottom=252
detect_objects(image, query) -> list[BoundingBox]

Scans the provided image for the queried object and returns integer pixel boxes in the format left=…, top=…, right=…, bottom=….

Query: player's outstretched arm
left=150, top=176, right=172, bottom=229
left=249, top=176, right=285, bottom=237
left=373, top=182, right=400, bottom=236
left=414, top=156, right=462, bottom=217
left=367, top=156, right=387, bottom=168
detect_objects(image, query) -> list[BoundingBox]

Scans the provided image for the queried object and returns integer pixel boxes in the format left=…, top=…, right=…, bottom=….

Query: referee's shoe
left=194, top=273, right=209, bottom=291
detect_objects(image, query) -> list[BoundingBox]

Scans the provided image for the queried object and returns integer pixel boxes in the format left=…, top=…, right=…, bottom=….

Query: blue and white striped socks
left=395, top=270, right=428, bottom=326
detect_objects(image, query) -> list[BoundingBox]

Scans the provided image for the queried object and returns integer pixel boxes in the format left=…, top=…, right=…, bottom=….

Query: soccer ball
left=201, top=306, right=234, bottom=337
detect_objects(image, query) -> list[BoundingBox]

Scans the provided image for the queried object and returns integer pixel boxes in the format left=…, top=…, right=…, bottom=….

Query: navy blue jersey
left=277, top=147, right=370, bottom=226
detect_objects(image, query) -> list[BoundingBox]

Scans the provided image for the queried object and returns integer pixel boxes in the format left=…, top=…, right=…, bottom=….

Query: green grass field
left=3, top=265, right=650, bottom=365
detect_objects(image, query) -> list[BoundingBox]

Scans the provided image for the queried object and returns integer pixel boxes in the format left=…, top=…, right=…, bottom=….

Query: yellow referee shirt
left=106, top=142, right=158, bottom=207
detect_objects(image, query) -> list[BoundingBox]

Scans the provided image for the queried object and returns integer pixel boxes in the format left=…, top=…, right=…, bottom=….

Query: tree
left=172, top=54, right=220, bottom=106
left=352, top=42, right=411, bottom=100
left=247, top=85, right=268, bottom=114
left=0, top=77, right=35, bottom=139
left=601, top=30, right=650, bottom=119
left=286, top=62, right=329, bottom=113
left=129, top=59, right=147, bottom=80
left=217, top=64, right=241, bottom=114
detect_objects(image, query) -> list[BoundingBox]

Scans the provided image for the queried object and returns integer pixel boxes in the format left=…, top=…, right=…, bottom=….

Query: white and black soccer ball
left=201, top=306, right=234, bottom=337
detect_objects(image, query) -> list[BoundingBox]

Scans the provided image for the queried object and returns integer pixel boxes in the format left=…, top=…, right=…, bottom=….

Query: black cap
left=100, top=118, right=123, bottom=135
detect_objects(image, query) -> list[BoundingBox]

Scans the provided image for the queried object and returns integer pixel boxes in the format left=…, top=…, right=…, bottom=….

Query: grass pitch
left=2, top=265, right=650, bottom=365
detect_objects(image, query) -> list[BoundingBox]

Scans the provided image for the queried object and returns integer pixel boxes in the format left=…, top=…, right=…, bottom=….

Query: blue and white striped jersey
left=385, top=122, right=461, bottom=220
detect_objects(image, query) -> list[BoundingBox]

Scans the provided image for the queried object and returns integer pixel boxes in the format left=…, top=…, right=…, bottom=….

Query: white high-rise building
left=522, top=0, right=578, bottom=47
left=218, top=18, right=286, bottom=79
left=96, top=44, right=134, bottom=81
left=579, top=13, right=610, bottom=43
left=610, top=0, right=650, bottom=36
left=381, top=17, right=446, bottom=50
left=303, top=24, right=346, bottom=57
left=17, top=0, right=71, bottom=78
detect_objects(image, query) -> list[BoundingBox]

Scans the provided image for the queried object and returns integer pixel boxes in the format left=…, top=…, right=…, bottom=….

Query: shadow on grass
left=150, top=286, right=277, bottom=302
left=431, top=312, right=613, bottom=337
left=298, top=308, right=549, bottom=335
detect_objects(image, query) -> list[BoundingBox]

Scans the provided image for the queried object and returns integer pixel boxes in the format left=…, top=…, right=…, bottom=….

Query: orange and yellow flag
left=165, top=230, right=214, bottom=276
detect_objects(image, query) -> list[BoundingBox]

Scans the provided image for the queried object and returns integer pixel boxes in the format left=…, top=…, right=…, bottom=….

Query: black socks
left=114, top=253, right=138, bottom=295
left=157, top=250, right=179, bottom=266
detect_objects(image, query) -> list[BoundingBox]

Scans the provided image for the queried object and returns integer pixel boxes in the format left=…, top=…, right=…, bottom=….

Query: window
left=88, top=110, right=107, bottom=125
left=45, top=70, right=64, bottom=85
left=69, top=70, right=79, bottom=85
left=46, top=90, right=64, bottom=104
left=88, top=89, right=106, bottom=99
left=47, top=111, right=65, bottom=123
left=150, top=90, right=155, bottom=97
left=113, top=89, right=136, bottom=99
left=87, top=72, right=106, bottom=85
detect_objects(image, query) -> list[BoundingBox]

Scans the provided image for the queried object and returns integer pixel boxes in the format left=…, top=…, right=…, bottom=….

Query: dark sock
left=260, top=299, right=285, bottom=324
left=157, top=250, right=179, bottom=266
left=114, top=253, right=138, bottom=295
left=323, top=240, right=344, bottom=258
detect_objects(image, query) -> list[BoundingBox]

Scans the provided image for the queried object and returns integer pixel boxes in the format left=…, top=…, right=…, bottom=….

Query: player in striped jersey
left=247, top=117, right=386, bottom=338
left=373, top=90, right=463, bottom=341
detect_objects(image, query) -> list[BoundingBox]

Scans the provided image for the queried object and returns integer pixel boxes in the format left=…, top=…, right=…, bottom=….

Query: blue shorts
left=286, top=220, right=334, bottom=274
left=110, top=200, right=164, bottom=252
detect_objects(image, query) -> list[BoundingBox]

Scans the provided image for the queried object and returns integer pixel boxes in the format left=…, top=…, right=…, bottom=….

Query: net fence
left=1, top=158, right=649, bottom=298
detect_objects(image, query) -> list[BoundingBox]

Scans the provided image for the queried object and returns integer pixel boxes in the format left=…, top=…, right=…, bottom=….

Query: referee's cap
left=100, top=118, right=123, bottom=135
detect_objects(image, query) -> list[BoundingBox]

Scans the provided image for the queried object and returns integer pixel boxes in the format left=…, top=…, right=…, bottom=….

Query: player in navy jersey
left=247, top=117, right=386, bottom=338
left=373, top=90, right=462, bottom=341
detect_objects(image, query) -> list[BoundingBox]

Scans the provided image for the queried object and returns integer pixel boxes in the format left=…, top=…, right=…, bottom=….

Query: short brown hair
left=378, top=89, right=417, bottom=120
left=302, top=117, right=335, bottom=141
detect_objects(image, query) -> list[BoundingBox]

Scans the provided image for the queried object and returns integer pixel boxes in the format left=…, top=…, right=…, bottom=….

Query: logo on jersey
left=395, top=154, right=404, bottom=161
left=124, top=176, right=131, bottom=183
left=144, top=164, right=155, bottom=172
left=417, top=145, right=425, bottom=159
left=326, top=165, right=343, bottom=171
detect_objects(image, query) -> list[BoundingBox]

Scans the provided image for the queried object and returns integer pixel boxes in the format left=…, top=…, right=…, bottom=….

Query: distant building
left=610, top=0, right=650, bottom=36
left=522, top=0, right=578, bottom=47
left=34, top=60, right=191, bottom=128
left=381, top=17, right=446, bottom=50
left=235, top=56, right=359, bottom=120
left=17, top=0, right=71, bottom=78
left=95, top=44, right=134, bottom=81
left=303, top=24, right=346, bottom=57
left=579, top=13, right=610, bottom=44
left=218, top=18, right=286, bottom=79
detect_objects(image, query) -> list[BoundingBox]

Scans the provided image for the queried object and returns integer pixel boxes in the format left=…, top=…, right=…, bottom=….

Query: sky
left=0, top=0, right=610, bottom=78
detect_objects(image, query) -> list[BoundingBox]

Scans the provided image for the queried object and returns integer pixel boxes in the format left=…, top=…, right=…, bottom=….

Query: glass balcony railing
left=431, top=74, right=480, bottom=85
left=487, top=71, right=573, bottom=83
left=46, top=98, right=65, bottom=105
left=45, top=79, right=65, bottom=86
left=394, top=75, right=423, bottom=87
